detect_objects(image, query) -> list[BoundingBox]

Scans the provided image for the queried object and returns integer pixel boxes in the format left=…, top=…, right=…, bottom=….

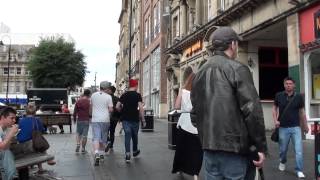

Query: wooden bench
left=15, top=153, right=55, bottom=180
left=35, top=113, right=72, bottom=133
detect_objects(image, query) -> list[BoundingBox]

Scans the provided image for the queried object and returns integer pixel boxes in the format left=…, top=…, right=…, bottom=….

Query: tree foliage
left=27, top=37, right=87, bottom=90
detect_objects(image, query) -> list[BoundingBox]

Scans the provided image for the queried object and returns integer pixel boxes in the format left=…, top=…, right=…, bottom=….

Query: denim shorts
left=91, top=122, right=110, bottom=143
left=76, top=121, right=90, bottom=137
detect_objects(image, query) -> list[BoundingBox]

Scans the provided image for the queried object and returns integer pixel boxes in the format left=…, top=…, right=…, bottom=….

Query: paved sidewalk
left=40, top=119, right=316, bottom=180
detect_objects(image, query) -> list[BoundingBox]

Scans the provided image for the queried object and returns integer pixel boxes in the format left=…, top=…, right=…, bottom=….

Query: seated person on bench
left=13, top=103, right=56, bottom=173
left=0, top=106, right=19, bottom=180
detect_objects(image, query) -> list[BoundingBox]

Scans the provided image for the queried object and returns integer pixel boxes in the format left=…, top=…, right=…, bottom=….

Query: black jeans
left=107, top=118, right=119, bottom=148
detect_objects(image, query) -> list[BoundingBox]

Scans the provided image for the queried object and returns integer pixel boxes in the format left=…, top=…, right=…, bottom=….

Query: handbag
left=32, top=118, right=49, bottom=152
left=271, top=127, right=279, bottom=142
left=271, top=93, right=296, bottom=143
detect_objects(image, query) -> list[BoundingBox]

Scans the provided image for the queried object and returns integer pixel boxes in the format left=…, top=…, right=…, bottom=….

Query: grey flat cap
left=211, top=26, right=242, bottom=43
left=100, top=81, right=112, bottom=89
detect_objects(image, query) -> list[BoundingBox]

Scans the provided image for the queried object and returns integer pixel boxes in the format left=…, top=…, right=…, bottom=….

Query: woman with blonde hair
left=171, top=67, right=203, bottom=180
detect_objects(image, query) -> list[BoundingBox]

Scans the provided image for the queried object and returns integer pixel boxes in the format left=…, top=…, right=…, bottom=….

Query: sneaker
left=133, top=150, right=140, bottom=157
left=125, top=154, right=131, bottom=163
left=297, top=171, right=305, bottom=178
left=94, top=153, right=100, bottom=166
left=75, top=145, right=80, bottom=153
left=100, top=154, right=105, bottom=161
left=278, top=163, right=286, bottom=171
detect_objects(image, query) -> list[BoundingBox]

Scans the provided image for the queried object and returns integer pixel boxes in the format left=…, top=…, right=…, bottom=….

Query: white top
left=90, top=91, right=113, bottom=122
left=177, top=89, right=198, bottom=134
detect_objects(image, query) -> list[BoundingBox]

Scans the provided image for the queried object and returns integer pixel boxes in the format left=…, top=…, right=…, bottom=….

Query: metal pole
left=6, top=41, right=11, bottom=104
left=128, top=0, right=133, bottom=80
left=94, top=72, right=97, bottom=91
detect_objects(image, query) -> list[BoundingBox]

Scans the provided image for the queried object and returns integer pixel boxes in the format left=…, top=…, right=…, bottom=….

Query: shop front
left=300, top=2, right=320, bottom=138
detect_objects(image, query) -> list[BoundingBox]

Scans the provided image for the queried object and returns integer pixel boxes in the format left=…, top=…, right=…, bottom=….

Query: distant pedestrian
left=116, top=79, right=145, bottom=163
left=191, top=26, right=267, bottom=180
left=58, top=103, right=70, bottom=134
left=73, top=89, right=91, bottom=154
left=272, top=77, right=309, bottom=178
left=105, top=86, right=121, bottom=153
left=91, top=81, right=113, bottom=166
left=172, top=67, right=202, bottom=180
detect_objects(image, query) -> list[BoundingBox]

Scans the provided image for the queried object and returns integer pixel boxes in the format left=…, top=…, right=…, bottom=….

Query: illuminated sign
left=184, top=41, right=202, bottom=58
left=314, top=9, right=320, bottom=39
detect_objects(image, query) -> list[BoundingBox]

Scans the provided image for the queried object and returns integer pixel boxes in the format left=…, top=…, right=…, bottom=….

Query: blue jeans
left=122, top=121, right=139, bottom=154
left=279, top=126, right=303, bottom=172
left=0, top=150, right=17, bottom=180
left=204, top=150, right=249, bottom=180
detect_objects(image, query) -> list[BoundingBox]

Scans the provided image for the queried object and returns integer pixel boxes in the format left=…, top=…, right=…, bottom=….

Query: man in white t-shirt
left=90, top=81, right=113, bottom=166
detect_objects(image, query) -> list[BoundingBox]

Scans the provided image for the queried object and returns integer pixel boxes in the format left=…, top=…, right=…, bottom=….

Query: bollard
left=314, top=121, right=320, bottom=179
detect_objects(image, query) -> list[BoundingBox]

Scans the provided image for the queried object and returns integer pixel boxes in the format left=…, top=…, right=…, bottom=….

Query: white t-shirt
left=176, top=89, right=198, bottom=134
left=91, top=91, right=113, bottom=123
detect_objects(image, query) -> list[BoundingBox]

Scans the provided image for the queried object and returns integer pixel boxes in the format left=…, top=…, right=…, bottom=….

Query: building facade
left=116, top=0, right=131, bottom=95
left=0, top=44, right=34, bottom=105
left=165, top=0, right=320, bottom=133
left=116, top=0, right=168, bottom=118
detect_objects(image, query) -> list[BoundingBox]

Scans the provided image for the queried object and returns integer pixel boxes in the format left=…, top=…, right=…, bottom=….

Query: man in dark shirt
left=105, top=86, right=121, bottom=152
left=272, top=77, right=309, bottom=178
left=116, top=79, right=145, bottom=163
left=73, top=89, right=91, bottom=153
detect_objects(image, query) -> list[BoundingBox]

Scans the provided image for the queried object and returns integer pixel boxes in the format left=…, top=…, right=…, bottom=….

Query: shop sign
left=184, top=41, right=202, bottom=58
left=315, top=9, right=320, bottom=39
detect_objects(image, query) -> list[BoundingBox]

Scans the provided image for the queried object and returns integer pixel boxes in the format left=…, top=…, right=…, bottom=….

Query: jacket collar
left=214, top=51, right=228, bottom=58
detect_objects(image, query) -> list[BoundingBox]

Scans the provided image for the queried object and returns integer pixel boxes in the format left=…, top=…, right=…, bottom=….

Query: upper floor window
left=144, top=19, right=149, bottom=48
left=153, top=2, right=161, bottom=38
left=9, top=67, right=14, bottom=75
left=208, top=0, right=214, bottom=20
left=3, top=68, right=8, bottom=75
left=217, top=0, right=225, bottom=14
left=16, top=67, right=21, bottom=75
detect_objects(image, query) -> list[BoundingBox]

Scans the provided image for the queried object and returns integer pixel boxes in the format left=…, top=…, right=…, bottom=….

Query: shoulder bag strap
left=278, top=93, right=296, bottom=122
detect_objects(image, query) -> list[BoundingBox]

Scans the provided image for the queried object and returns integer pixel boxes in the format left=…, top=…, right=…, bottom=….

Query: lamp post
left=0, top=35, right=12, bottom=104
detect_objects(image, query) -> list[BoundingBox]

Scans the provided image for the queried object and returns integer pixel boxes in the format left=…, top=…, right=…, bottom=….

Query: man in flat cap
left=191, top=27, right=267, bottom=179
left=90, top=81, right=113, bottom=166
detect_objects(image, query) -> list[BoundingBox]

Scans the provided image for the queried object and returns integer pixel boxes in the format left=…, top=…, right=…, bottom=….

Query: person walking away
left=91, top=81, right=113, bottom=166
left=191, top=26, right=267, bottom=180
left=0, top=106, right=19, bottom=180
left=172, top=67, right=203, bottom=180
left=73, top=89, right=91, bottom=154
left=272, top=77, right=309, bottom=178
left=14, top=103, right=56, bottom=174
left=105, top=86, right=121, bottom=153
left=116, top=79, right=145, bottom=163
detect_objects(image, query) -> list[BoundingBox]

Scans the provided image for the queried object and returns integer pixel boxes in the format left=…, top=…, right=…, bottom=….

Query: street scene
left=0, top=0, right=320, bottom=180
left=35, top=121, right=315, bottom=180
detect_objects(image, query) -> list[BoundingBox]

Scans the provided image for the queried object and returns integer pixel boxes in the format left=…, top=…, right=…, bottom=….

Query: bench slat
left=15, top=153, right=54, bottom=169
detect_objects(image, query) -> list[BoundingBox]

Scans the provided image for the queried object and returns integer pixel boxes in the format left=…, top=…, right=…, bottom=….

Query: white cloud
left=0, top=0, right=121, bottom=87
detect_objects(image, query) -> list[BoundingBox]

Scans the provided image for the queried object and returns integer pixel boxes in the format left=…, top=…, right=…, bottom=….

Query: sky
left=0, top=0, right=121, bottom=87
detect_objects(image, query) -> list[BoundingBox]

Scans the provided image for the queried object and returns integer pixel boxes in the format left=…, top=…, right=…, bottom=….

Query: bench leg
left=18, top=168, right=29, bottom=180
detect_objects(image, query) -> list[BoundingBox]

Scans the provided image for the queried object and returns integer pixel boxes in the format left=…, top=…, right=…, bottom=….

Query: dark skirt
left=172, top=128, right=203, bottom=176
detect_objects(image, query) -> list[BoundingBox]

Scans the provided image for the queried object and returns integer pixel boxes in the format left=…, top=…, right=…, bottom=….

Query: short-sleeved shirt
left=274, top=91, right=304, bottom=128
left=91, top=91, right=113, bottom=123
left=73, top=97, right=90, bottom=121
left=17, top=117, right=45, bottom=143
left=119, top=91, right=142, bottom=122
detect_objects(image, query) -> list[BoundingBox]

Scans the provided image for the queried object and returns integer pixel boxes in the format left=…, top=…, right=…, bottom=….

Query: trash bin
left=141, top=109, right=154, bottom=132
left=168, top=110, right=181, bottom=150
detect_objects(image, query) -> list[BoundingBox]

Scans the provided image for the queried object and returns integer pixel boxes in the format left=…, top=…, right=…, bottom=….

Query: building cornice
left=165, top=0, right=266, bottom=54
